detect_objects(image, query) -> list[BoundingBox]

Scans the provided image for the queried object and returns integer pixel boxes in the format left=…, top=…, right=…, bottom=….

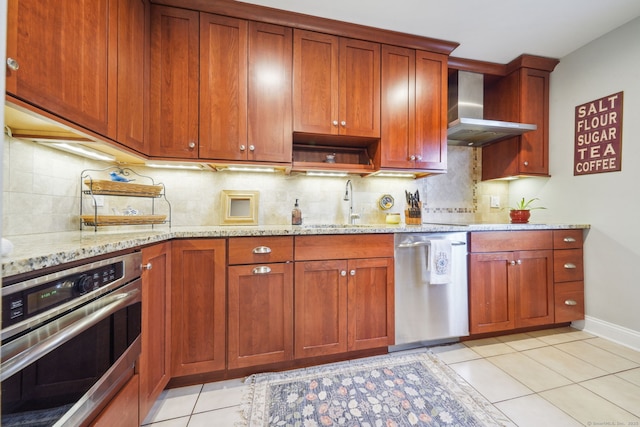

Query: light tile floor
left=142, top=327, right=640, bottom=426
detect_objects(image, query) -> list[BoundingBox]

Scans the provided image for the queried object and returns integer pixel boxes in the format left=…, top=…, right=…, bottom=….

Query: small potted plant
left=509, top=197, right=546, bottom=224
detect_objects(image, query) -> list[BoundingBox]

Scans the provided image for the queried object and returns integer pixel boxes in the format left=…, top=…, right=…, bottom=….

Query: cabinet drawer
left=469, top=231, right=552, bottom=253
left=555, top=281, right=584, bottom=323
left=228, top=237, right=293, bottom=265
left=295, top=234, right=394, bottom=261
left=553, top=229, right=583, bottom=249
left=554, top=249, right=584, bottom=282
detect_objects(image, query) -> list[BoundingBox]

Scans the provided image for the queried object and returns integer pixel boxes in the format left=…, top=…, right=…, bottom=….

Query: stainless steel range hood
left=447, top=71, right=536, bottom=147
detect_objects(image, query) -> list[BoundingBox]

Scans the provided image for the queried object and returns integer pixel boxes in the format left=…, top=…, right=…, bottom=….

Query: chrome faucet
left=343, top=179, right=360, bottom=225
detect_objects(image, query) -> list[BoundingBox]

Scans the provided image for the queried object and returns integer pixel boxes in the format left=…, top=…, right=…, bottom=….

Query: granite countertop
left=1, top=222, right=590, bottom=277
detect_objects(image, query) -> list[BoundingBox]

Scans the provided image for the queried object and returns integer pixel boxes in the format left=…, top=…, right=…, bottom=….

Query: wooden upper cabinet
left=117, top=0, right=149, bottom=153
left=149, top=5, right=200, bottom=158
left=482, top=67, right=552, bottom=180
left=380, top=46, right=447, bottom=171
left=6, top=0, right=118, bottom=138
left=199, top=14, right=248, bottom=160
left=293, top=29, right=380, bottom=138
left=199, top=17, right=292, bottom=162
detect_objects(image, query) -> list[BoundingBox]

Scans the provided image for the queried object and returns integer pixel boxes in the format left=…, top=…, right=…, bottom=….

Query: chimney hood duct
left=447, top=71, right=536, bottom=147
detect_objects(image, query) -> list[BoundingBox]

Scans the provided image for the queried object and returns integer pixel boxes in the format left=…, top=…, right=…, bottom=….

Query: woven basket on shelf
left=83, top=180, right=163, bottom=197
left=81, top=215, right=167, bottom=226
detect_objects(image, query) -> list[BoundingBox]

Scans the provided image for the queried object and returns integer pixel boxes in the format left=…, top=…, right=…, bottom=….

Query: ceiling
left=238, top=0, right=640, bottom=64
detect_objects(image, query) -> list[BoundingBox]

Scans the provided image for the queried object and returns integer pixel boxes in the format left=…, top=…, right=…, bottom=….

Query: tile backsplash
left=2, top=135, right=509, bottom=236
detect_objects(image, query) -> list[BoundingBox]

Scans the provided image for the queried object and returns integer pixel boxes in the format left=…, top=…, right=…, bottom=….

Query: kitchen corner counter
left=1, top=222, right=590, bottom=277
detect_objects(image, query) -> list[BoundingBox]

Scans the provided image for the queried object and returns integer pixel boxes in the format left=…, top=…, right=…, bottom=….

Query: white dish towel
left=428, top=239, right=452, bottom=285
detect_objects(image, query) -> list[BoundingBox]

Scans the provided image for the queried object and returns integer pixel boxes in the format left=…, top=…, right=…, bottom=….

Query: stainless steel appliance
left=390, top=232, right=469, bottom=351
left=1, top=251, right=142, bottom=427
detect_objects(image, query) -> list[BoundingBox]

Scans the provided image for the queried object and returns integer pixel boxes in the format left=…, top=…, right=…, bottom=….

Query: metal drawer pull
left=563, top=237, right=577, bottom=243
left=252, top=266, right=271, bottom=274
left=564, top=263, right=577, bottom=269
left=564, top=299, right=578, bottom=306
left=252, top=246, right=272, bottom=254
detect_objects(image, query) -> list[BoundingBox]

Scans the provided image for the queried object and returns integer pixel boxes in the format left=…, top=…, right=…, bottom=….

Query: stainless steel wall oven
left=1, top=251, right=142, bottom=427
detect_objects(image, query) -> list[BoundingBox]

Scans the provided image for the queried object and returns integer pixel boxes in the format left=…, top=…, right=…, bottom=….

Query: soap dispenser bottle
left=292, top=199, right=302, bottom=225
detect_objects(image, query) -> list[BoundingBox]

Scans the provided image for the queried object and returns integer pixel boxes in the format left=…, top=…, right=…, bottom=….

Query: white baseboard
left=575, top=316, right=640, bottom=351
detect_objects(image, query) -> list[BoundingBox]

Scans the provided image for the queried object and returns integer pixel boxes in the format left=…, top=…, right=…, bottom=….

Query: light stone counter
left=1, top=222, right=590, bottom=277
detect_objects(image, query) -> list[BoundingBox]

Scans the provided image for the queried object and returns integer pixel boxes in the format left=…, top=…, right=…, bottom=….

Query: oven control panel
left=2, top=261, right=124, bottom=328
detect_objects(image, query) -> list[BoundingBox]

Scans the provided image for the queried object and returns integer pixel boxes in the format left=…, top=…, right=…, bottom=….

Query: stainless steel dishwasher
left=390, top=232, right=469, bottom=351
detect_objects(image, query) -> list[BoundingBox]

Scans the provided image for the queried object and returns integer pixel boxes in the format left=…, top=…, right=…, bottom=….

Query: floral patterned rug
left=240, top=350, right=515, bottom=426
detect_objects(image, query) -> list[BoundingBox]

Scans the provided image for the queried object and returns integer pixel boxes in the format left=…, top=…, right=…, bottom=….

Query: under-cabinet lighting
left=305, top=171, right=349, bottom=177
left=371, top=172, right=416, bottom=178
left=218, top=166, right=276, bottom=173
left=37, top=141, right=116, bottom=162
left=147, top=162, right=204, bottom=170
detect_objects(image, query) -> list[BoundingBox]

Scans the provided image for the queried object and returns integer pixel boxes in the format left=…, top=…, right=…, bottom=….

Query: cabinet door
left=347, top=258, right=394, bottom=351
left=139, top=242, right=171, bottom=420
left=6, top=0, right=117, bottom=137
left=469, top=252, right=516, bottom=334
left=380, top=45, right=415, bottom=168
left=117, top=0, right=148, bottom=153
left=515, top=249, right=554, bottom=328
left=518, top=68, right=550, bottom=176
left=293, top=29, right=339, bottom=135
left=199, top=14, right=248, bottom=160
left=171, top=239, right=226, bottom=377
left=294, top=260, right=348, bottom=358
left=149, top=5, right=199, bottom=158
left=228, top=263, right=293, bottom=369
left=339, top=37, right=380, bottom=138
left=247, top=22, right=293, bottom=163
left=414, top=50, right=447, bottom=170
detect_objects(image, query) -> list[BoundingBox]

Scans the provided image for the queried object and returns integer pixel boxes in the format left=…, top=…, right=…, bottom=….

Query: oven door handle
left=1, top=281, right=141, bottom=382
left=396, top=240, right=466, bottom=248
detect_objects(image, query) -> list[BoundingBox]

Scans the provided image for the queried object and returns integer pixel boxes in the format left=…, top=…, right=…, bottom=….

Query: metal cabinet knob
left=523, top=161, right=529, bottom=166
left=564, top=299, right=578, bottom=306
left=563, top=237, right=577, bottom=243
left=416, top=155, right=422, bottom=161
left=249, top=145, right=255, bottom=151
left=340, top=270, right=347, bottom=277
left=516, top=259, right=522, bottom=265
left=252, top=266, right=271, bottom=274
left=252, top=246, right=272, bottom=254
left=564, top=263, right=577, bottom=269
left=340, top=121, right=347, bottom=127
left=409, top=155, right=416, bottom=161
left=350, top=270, right=356, bottom=276
left=7, top=58, right=19, bottom=71
left=188, top=141, right=196, bottom=149
left=509, top=260, right=515, bottom=266
left=240, top=145, right=246, bottom=151
left=332, top=120, right=339, bottom=126
left=141, top=262, right=152, bottom=271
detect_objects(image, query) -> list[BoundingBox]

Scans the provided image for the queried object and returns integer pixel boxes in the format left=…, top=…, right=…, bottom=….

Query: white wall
left=511, top=17, right=640, bottom=349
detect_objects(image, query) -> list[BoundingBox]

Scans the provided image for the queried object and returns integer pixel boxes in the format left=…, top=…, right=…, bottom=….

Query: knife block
left=405, top=202, right=422, bottom=225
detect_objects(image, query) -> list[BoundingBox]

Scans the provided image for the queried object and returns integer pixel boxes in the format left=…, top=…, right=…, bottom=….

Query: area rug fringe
left=238, top=350, right=515, bottom=427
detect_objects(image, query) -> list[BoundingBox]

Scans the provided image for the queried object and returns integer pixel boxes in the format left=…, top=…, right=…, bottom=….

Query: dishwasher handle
left=396, top=240, right=466, bottom=249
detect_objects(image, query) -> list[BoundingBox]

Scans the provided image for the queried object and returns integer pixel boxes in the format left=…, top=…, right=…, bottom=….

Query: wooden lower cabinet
left=469, top=232, right=554, bottom=334
left=553, top=229, right=585, bottom=322
left=171, top=239, right=226, bottom=377
left=228, top=262, right=294, bottom=368
left=294, top=235, right=394, bottom=359
left=90, top=374, right=139, bottom=427
left=139, top=242, right=171, bottom=421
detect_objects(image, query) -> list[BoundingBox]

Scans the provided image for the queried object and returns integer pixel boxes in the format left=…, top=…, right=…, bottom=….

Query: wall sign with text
left=574, top=91, right=623, bottom=175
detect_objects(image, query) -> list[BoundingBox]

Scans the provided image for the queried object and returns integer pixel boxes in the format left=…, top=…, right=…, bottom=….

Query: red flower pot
left=509, top=209, right=531, bottom=224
